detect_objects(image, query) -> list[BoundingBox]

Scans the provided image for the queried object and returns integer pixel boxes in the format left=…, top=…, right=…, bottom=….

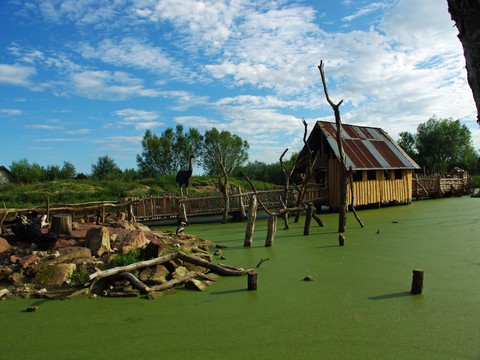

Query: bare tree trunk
left=447, top=0, right=480, bottom=124
left=318, top=60, right=348, bottom=233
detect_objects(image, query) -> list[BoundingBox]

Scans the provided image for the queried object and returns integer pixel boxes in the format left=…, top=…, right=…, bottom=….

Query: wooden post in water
left=411, top=269, right=424, bottom=294
left=265, top=214, right=277, bottom=247
left=244, top=195, right=257, bottom=247
left=338, top=233, right=345, bottom=246
left=303, top=202, right=314, bottom=235
left=248, top=271, right=257, bottom=290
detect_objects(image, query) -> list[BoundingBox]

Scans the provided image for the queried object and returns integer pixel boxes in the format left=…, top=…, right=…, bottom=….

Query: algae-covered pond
left=1, top=196, right=480, bottom=359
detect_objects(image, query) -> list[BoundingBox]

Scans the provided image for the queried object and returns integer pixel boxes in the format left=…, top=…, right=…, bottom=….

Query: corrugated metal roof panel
left=317, top=121, right=420, bottom=170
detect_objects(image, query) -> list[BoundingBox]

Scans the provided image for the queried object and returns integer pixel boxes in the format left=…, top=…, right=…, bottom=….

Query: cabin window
left=367, top=170, right=377, bottom=181
left=384, top=170, right=391, bottom=180
left=394, top=169, right=403, bottom=180
left=352, top=171, right=363, bottom=182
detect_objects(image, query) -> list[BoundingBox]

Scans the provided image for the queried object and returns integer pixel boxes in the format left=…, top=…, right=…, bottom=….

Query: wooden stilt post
left=248, top=271, right=257, bottom=290
left=303, top=202, right=314, bottom=235
left=338, top=233, right=345, bottom=246
left=411, top=269, right=424, bottom=294
left=265, top=214, right=277, bottom=247
left=244, top=195, right=257, bottom=247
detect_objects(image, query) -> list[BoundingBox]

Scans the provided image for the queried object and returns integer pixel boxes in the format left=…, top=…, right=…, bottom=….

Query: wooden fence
left=412, top=177, right=469, bottom=198
left=0, top=185, right=328, bottom=225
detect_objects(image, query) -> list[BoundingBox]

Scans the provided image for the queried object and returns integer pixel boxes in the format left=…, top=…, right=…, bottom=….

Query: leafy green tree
left=91, top=155, right=121, bottom=180
left=201, top=128, right=249, bottom=223
left=60, top=161, right=76, bottom=179
left=45, top=165, right=62, bottom=181
left=201, top=128, right=249, bottom=176
left=9, top=158, right=44, bottom=183
left=401, top=116, right=479, bottom=174
left=136, top=125, right=202, bottom=177
left=397, top=131, right=418, bottom=163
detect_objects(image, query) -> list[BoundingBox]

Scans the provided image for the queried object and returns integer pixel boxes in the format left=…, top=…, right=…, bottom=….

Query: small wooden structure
left=296, top=121, right=420, bottom=209
left=0, top=166, right=11, bottom=185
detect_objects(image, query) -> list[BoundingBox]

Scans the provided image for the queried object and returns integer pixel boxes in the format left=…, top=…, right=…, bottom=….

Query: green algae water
left=1, top=197, right=480, bottom=359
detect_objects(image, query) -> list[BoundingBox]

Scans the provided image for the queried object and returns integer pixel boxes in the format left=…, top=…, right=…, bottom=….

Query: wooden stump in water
left=338, top=234, right=345, bottom=246
left=50, top=214, right=72, bottom=235
left=411, top=269, right=424, bottom=294
left=265, top=214, right=277, bottom=247
left=244, top=195, right=257, bottom=247
left=248, top=271, right=257, bottom=290
left=303, top=202, right=314, bottom=235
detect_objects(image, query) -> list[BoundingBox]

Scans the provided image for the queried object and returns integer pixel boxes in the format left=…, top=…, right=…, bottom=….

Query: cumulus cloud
left=114, top=108, right=163, bottom=129
left=0, top=64, right=36, bottom=87
left=70, top=70, right=160, bottom=100
left=0, top=108, right=23, bottom=116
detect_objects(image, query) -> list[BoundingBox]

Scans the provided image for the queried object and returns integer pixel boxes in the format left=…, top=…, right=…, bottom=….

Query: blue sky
left=0, top=0, right=476, bottom=175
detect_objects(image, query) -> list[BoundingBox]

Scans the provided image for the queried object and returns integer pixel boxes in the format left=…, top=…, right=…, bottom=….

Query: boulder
left=35, top=263, right=76, bottom=287
left=19, top=253, right=38, bottom=269
left=47, top=246, right=92, bottom=265
left=142, top=237, right=165, bottom=259
left=185, top=279, right=209, bottom=292
left=171, top=266, right=188, bottom=279
left=111, top=220, right=151, bottom=232
left=85, top=227, right=111, bottom=257
left=115, top=230, right=148, bottom=254
left=150, top=265, right=170, bottom=284
left=0, top=236, right=12, bottom=254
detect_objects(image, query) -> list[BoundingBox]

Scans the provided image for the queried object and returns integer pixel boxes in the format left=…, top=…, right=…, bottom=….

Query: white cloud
left=0, top=108, right=23, bottom=116
left=113, top=108, right=164, bottom=129
left=0, top=64, right=36, bottom=86
left=70, top=70, right=160, bottom=100
left=25, top=124, right=64, bottom=130
left=79, top=38, right=177, bottom=75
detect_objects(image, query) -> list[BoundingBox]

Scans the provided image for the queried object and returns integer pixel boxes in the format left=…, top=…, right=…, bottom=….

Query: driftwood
left=244, top=195, right=258, bottom=247
left=89, top=251, right=252, bottom=284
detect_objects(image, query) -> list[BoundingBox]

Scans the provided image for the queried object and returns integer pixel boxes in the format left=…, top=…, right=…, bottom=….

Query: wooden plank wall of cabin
left=327, top=158, right=340, bottom=208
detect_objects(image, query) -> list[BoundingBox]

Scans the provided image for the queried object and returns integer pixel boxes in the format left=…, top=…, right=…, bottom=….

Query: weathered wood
left=247, top=271, right=257, bottom=290
left=50, top=214, right=73, bottom=235
left=89, top=251, right=251, bottom=283
left=89, top=252, right=178, bottom=282
left=338, top=233, right=345, bottom=246
left=148, top=271, right=209, bottom=292
left=244, top=195, right=258, bottom=247
left=119, top=272, right=151, bottom=293
left=303, top=202, right=314, bottom=235
left=411, top=269, right=424, bottom=294
left=265, top=214, right=277, bottom=246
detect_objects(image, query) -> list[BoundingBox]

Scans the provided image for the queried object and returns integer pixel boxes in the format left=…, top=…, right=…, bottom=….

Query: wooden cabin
left=296, top=121, right=420, bottom=209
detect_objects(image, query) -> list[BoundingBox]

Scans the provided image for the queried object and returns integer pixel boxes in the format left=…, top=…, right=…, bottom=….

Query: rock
left=19, top=253, right=38, bottom=269
left=47, top=246, right=92, bottom=265
left=85, top=227, right=111, bottom=257
left=26, top=306, right=39, bottom=312
left=0, top=288, right=10, bottom=298
left=111, top=220, right=151, bottom=232
left=303, top=275, right=314, bottom=281
left=35, top=263, right=76, bottom=287
left=146, top=289, right=176, bottom=299
left=185, top=279, right=209, bottom=291
left=9, top=271, right=24, bottom=285
left=171, top=266, right=188, bottom=279
left=149, top=265, right=170, bottom=284
left=115, top=230, right=148, bottom=254
left=0, top=236, right=12, bottom=254
left=142, top=237, right=165, bottom=259
left=0, top=266, right=14, bottom=281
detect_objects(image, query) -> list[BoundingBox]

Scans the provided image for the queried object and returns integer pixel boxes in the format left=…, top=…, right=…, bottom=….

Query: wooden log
left=338, top=233, right=345, bottom=246
left=50, top=214, right=73, bottom=235
left=303, top=202, right=314, bottom=235
left=244, top=195, right=257, bottom=247
left=247, top=271, right=257, bottom=290
left=119, top=272, right=151, bottom=293
left=148, top=271, right=210, bottom=292
left=411, top=269, right=424, bottom=294
left=265, top=214, right=277, bottom=247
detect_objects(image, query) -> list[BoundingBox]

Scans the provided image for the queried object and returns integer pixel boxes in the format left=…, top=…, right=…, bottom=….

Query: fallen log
left=88, top=251, right=252, bottom=283
left=119, top=272, right=151, bottom=293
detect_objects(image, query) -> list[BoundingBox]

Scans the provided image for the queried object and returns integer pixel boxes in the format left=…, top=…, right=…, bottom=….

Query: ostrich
left=175, top=155, right=194, bottom=197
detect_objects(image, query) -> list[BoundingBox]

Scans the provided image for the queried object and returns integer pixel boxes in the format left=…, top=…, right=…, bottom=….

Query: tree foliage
left=136, top=125, right=202, bottom=177
left=397, top=116, right=478, bottom=174
left=201, top=128, right=249, bottom=177
left=91, top=155, right=122, bottom=180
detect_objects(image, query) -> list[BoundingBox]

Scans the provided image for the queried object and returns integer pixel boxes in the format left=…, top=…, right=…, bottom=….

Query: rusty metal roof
left=316, top=121, right=420, bottom=170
